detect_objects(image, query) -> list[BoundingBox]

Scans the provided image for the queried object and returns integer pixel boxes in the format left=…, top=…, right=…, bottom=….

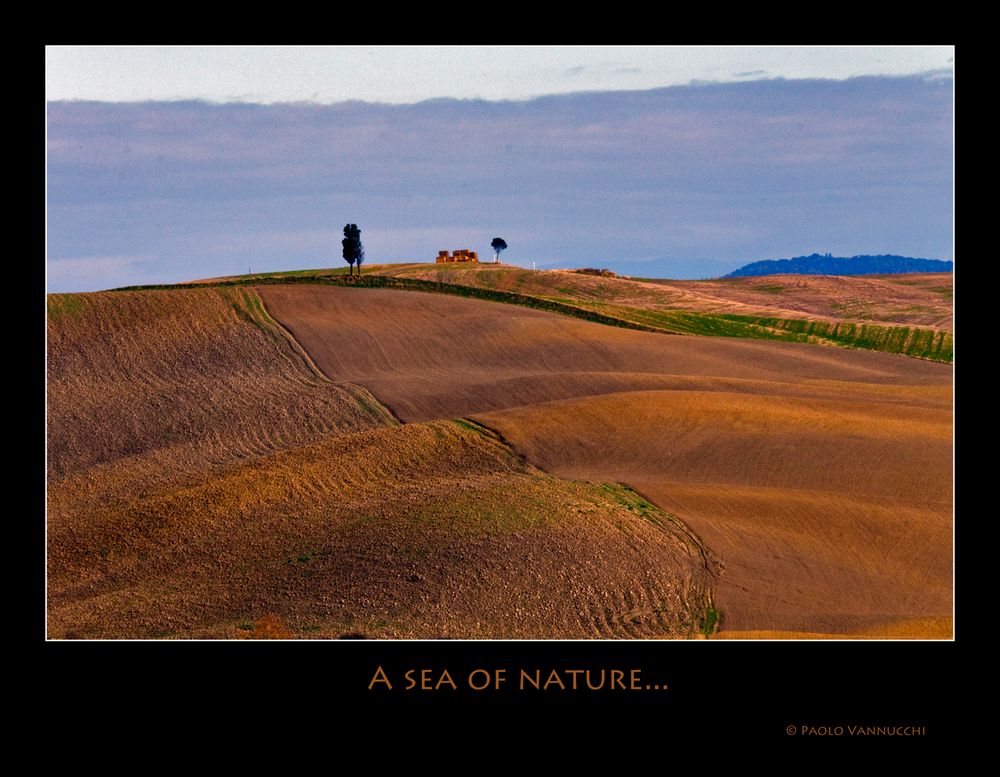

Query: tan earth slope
left=373, top=264, right=954, bottom=331
left=260, top=283, right=953, bottom=638
left=47, top=287, right=715, bottom=639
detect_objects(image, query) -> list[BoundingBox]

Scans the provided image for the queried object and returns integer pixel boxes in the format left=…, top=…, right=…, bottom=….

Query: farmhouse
left=436, top=249, right=479, bottom=263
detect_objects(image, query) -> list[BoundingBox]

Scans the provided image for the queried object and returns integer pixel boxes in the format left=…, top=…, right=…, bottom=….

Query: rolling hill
left=47, top=286, right=715, bottom=639
left=179, top=262, right=952, bottom=361
left=260, top=283, right=952, bottom=638
left=48, top=264, right=953, bottom=639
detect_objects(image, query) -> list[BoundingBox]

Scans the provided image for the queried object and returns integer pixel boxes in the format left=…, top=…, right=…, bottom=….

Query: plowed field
left=377, top=264, right=954, bottom=330
left=261, top=284, right=953, bottom=638
left=47, top=287, right=714, bottom=638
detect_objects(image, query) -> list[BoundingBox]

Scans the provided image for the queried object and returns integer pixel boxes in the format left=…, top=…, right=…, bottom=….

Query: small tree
left=491, top=237, right=508, bottom=264
left=343, top=223, right=364, bottom=277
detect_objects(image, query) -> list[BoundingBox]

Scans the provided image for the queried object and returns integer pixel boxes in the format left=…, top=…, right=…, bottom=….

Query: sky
left=46, top=46, right=954, bottom=292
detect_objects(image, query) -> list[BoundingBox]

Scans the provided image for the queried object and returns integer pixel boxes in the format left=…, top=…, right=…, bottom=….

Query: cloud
left=734, top=70, right=769, bottom=78
left=47, top=76, right=953, bottom=289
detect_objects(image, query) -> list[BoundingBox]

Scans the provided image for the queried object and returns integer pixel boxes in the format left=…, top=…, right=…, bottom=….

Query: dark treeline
left=724, top=254, right=953, bottom=278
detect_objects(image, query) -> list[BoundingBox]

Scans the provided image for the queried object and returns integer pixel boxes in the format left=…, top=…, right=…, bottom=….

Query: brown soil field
left=477, top=392, right=951, bottom=636
left=261, top=284, right=953, bottom=638
left=259, top=284, right=947, bottom=422
left=50, top=419, right=715, bottom=639
left=48, top=287, right=714, bottom=638
left=370, top=264, right=953, bottom=331
left=632, top=272, right=954, bottom=330
left=47, top=287, right=391, bottom=481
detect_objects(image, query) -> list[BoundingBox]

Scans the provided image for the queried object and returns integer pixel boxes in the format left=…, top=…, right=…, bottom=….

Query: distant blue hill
left=723, top=253, right=953, bottom=278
